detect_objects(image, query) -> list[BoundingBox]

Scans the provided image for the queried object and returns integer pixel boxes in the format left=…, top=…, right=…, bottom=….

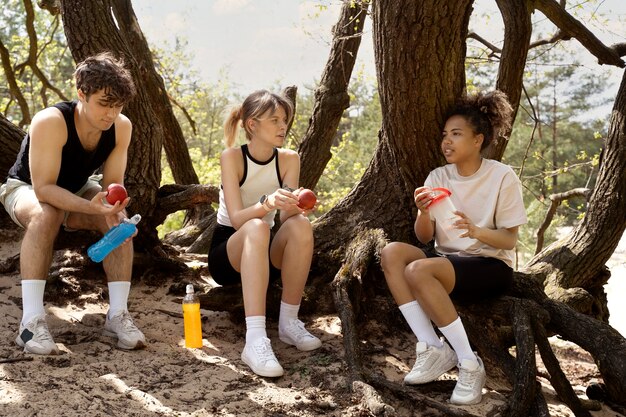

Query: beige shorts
left=0, top=176, right=102, bottom=229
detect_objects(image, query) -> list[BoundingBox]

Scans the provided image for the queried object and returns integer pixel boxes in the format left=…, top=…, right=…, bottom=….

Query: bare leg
left=404, top=257, right=457, bottom=327
left=225, top=219, right=271, bottom=317
left=381, top=242, right=428, bottom=306
left=14, top=195, right=65, bottom=280
left=270, top=214, right=313, bottom=305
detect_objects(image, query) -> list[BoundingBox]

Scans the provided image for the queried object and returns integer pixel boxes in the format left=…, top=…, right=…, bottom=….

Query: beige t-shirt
left=424, top=159, right=527, bottom=268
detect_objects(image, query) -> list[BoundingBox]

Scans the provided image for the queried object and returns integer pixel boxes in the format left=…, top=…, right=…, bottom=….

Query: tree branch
left=535, top=188, right=590, bottom=254
left=0, top=40, right=31, bottom=127
left=467, top=32, right=501, bottom=55
left=533, top=0, right=624, bottom=67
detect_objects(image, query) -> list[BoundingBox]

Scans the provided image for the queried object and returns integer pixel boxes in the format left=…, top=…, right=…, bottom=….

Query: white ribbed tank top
left=216, top=144, right=282, bottom=228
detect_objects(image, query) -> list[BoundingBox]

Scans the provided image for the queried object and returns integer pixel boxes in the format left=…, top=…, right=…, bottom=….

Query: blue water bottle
left=87, top=214, right=141, bottom=262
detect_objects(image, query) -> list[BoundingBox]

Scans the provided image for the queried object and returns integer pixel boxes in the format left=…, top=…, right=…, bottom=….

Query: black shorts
left=208, top=224, right=281, bottom=286
left=425, top=251, right=513, bottom=300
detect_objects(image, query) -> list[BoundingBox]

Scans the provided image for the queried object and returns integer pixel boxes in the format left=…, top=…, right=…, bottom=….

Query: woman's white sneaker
left=450, top=356, right=486, bottom=405
left=241, top=337, right=284, bottom=377
left=279, top=319, right=322, bottom=351
left=404, top=340, right=457, bottom=385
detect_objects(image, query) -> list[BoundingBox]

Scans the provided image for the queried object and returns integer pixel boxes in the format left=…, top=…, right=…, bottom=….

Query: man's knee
left=27, top=203, right=64, bottom=234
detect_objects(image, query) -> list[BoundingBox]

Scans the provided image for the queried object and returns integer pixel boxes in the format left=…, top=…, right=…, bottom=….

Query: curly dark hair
left=74, top=52, right=136, bottom=106
left=445, top=90, right=514, bottom=150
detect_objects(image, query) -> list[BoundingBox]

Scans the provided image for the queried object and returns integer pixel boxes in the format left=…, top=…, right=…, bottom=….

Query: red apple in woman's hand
left=297, top=189, right=317, bottom=210
left=106, top=183, right=128, bottom=205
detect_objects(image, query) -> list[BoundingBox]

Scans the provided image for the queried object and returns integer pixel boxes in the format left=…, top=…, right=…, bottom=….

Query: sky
left=131, top=0, right=626, bottom=98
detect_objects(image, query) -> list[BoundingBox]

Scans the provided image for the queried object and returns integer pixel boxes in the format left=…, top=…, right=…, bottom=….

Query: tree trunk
left=298, top=0, right=369, bottom=190
left=109, top=0, right=199, bottom=188
left=313, top=0, right=473, bottom=270
left=487, top=0, right=532, bottom=160
left=0, top=113, right=23, bottom=180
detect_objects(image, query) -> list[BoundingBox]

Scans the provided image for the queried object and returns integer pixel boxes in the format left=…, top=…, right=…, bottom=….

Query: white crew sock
left=439, top=316, right=477, bottom=363
left=21, top=279, right=46, bottom=324
left=245, top=316, right=267, bottom=344
left=108, top=281, right=131, bottom=318
left=278, top=301, right=300, bottom=330
left=399, top=301, right=443, bottom=347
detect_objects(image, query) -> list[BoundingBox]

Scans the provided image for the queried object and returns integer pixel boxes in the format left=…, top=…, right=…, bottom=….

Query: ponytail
left=224, top=106, right=243, bottom=148
left=222, top=90, right=294, bottom=149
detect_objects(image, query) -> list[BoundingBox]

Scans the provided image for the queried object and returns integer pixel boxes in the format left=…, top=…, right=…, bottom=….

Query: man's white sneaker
left=404, top=339, right=457, bottom=385
left=279, top=319, right=322, bottom=351
left=103, top=310, right=146, bottom=350
left=15, top=314, right=60, bottom=355
left=241, top=337, right=284, bottom=377
left=450, top=356, right=486, bottom=405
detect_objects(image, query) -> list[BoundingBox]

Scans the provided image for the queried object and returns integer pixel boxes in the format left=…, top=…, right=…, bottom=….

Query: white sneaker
left=103, top=310, right=146, bottom=350
left=241, top=337, right=284, bottom=377
left=279, top=319, right=322, bottom=351
left=404, top=339, right=457, bottom=385
left=450, top=356, right=486, bottom=405
left=15, top=314, right=60, bottom=355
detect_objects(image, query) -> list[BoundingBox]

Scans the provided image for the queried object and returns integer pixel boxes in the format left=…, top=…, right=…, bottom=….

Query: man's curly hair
left=445, top=90, right=513, bottom=150
left=74, top=52, right=136, bottom=106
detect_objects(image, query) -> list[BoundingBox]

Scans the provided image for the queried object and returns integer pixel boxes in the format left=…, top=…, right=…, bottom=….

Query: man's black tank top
left=7, top=101, right=117, bottom=193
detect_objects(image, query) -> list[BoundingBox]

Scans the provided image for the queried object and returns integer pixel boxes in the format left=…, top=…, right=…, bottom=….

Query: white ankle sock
left=21, top=279, right=46, bottom=324
left=245, top=316, right=267, bottom=344
left=278, top=301, right=299, bottom=330
left=108, top=281, right=131, bottom=318
left=438, top=317, right=477, bottom=362
left=399, top=301, right=442, bottom=347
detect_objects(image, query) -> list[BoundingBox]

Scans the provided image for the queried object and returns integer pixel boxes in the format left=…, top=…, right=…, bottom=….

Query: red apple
left=297, top=189, right=317, bottom=210
left=106, top=183, right=128, bottom=205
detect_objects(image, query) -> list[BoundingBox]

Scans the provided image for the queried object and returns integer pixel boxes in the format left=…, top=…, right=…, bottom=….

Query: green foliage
left=0, top=0, right=74, bottom=126
left=497, top=45, right=610, bottom=257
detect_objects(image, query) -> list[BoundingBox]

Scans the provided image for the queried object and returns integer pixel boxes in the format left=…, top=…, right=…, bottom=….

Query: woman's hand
left=414, top=186, right=433, bottom=213
left=268, top=187, right=299, bottom=211
left=453, top=211, right=481, bottom=239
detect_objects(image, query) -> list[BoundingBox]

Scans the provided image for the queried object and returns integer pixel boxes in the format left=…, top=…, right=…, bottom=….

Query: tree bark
left=0, top=113, right=24, bottom=180
left=109, top=0, right=199, bottom=188
left=487, top=0, right=532, bottom=160
left=298, top=0, right=370, bottom=191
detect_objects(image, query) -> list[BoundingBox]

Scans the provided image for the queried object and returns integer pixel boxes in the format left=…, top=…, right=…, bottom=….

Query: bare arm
left=454, top=212, right=519, bottom=250
left=413, top=186, right=435, bottom=244
left=276, top=150, right=305, bottom=222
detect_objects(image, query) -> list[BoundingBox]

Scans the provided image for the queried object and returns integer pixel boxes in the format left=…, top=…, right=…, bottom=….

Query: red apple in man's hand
left=297, top=189, right=317, bottom=210
left=106, top=183, right=128, bottom=205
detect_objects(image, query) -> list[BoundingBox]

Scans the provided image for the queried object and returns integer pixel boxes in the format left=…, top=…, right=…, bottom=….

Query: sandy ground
left=0, top=228, right=625, bottom=417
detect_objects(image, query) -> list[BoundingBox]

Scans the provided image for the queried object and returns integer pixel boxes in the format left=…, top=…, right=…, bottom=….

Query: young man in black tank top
left=0, top=52, right=146, bottom=354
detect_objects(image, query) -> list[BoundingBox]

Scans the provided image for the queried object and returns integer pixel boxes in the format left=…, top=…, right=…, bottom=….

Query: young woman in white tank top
left=208, top=90, right=321, bottom=378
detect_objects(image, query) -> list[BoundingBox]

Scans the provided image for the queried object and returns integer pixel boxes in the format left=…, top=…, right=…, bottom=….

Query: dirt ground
left=1, top=227, right=625, bottom=417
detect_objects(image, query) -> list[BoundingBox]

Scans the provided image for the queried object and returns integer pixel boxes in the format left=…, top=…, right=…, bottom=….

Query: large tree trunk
left=313, top=0, right=473, bottom=271
left=298, top=0, right=369, bottom=190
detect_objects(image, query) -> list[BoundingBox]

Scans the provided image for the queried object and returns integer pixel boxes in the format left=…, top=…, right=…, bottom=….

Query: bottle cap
left=186, top=284, right=194, bottom=294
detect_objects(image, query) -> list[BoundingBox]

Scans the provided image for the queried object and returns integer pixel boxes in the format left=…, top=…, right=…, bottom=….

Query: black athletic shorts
left=425, top=251, right=513, bottom=300
left=208, top=224, right=281, bottom=286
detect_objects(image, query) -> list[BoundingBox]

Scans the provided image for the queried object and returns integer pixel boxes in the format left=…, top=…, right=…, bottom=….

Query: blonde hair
left=223, top=90, right=294, bottom=148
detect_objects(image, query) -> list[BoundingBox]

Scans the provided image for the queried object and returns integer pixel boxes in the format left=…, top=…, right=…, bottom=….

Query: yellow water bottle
left=182, top=284, right=203, bottom=348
